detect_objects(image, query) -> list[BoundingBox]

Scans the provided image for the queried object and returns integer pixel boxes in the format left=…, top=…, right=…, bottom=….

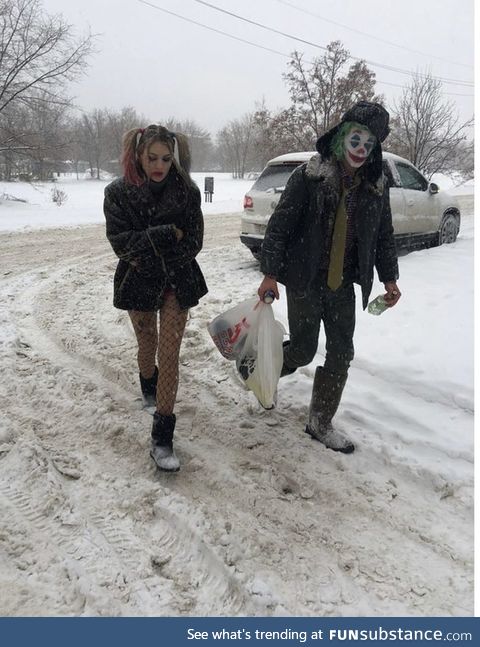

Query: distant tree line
left=0, top=0, right=473, bottom=183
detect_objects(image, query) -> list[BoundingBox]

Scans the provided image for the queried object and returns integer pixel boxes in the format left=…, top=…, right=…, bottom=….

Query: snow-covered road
left=0, top=199, right=473, bottom=616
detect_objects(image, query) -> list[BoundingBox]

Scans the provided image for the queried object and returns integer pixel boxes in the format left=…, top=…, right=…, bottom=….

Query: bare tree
left=253, top=105, right=314, bottom=162
left=450, top=140, right=474, bottom=183
left=65, top=106, right=146, bottom=179
left=162, top=118, right=212, bottom=171
left=282, top=42, right=382, bottom=143
left=19, top=92, right=70, bottom=180
left=216, top=113, right=256, bottom=177
left=248, top=98, right=288, bottom=169
left=0, top=104, right=31, bottom=178
left=0, top=0, right=95, bottom=178
left=250, top=42, right=382, bottom=161
left=388, top=71, right=474, bottom=179
left=0, top=94, right=71, bottom=180
left=0, top=0, right=94, bottom=115
left=335, top=59, right=379, bottom=117
left=105, top=106, right=146, bottom=167
left=75, top=109, right=109, bottom=179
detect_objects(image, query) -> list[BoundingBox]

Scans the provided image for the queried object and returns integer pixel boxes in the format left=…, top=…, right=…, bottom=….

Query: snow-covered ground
left=0, top=172, right=253, bottom=231
left=0, top=174, right=474, bottom=616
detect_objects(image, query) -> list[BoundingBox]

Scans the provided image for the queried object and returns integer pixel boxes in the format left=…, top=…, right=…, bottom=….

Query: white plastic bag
left=207, top=297, right=259, bottom=360
left=208, top=298, right=285, bottom=409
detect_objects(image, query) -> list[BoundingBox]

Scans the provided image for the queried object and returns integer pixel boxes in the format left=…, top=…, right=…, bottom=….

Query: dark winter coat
left=104, top=170, right=208, bottom=311
left=260, top=155, right=399, bottom=309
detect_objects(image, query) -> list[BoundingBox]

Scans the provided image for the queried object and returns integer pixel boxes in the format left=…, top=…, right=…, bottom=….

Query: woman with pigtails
left=104, top=125, right=208, bottom=472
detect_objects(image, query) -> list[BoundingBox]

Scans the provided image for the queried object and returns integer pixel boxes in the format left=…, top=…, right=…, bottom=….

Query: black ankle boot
left=150, top=413, right=180, bottom=472
left=139, top=367, right=158, bottom=407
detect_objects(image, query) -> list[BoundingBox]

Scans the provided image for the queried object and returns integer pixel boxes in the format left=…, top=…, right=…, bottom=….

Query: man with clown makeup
left=257, top=101, right=401, bottom=454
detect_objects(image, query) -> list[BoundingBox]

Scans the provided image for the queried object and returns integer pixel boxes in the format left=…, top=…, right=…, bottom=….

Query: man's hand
left=258, top=275, right=279, bottom=301
left=175, top=227, right=184, bottom=241
left=384, top=281, right=401, bottom=307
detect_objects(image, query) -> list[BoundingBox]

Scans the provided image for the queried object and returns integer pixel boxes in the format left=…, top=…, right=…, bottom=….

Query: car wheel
left=438, top=213, right=459, bottom=245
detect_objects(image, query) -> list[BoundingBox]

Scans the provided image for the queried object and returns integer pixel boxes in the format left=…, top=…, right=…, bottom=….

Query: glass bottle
left=368, top=293, right=389, bottom=315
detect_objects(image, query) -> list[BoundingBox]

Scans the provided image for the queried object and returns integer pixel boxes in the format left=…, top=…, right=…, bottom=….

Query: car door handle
left=407, top=200, right=414, bottom=206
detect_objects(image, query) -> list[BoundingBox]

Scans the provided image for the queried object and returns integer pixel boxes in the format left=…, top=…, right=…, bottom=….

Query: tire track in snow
left=4, top=249, right=320, bottom=615
left=0, top=435, right=176, bottom=615
left=2, top=252, right=259, bottom=616
left=0, top=221, right=473, bottom=616
left=1, top=432, right=254, bottom=616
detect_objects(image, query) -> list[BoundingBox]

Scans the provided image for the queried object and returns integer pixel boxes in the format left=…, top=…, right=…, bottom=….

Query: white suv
left=240, top=151, right=461, bottom=260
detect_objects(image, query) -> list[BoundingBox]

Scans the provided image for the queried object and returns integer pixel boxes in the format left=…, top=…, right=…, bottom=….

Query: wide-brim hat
left=316, top=101, right=390, bottom=183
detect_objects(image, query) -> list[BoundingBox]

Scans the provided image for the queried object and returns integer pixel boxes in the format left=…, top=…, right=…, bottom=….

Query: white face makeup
left=344, top=127, right=376, bottom=169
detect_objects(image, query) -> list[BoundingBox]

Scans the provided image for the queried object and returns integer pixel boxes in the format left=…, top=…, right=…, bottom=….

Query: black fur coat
left=104, top=170, right=208, bottom=311
left=260, top=154, right=399, bottom=309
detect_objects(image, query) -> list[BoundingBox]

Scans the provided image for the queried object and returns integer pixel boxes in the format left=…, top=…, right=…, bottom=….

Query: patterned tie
left=327, top=186, right=348, bottom=291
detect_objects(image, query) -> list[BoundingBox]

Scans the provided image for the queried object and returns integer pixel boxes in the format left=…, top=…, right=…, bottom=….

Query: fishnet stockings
left=128, top=292, right=188, bottom=415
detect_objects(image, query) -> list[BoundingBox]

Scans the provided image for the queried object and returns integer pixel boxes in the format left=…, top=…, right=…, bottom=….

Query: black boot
left=305, top=367, right=354, bottom=453
left=150, top=413, right=180, bottom=472
left=139, top=367, right=158, bottom=407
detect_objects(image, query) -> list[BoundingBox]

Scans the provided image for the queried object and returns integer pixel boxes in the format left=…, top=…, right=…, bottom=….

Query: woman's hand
left=175, top=227, right=184, bottom=241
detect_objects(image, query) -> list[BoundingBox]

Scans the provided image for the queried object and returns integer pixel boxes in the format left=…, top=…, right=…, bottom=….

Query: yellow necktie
left=327, top=187, right=348, bottom=291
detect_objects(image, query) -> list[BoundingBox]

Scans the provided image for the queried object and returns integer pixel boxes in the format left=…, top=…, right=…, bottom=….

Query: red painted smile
left=347, top=151, right=366, bottom=164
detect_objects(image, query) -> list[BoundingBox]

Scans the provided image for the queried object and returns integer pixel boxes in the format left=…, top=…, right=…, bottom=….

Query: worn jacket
left=260, top=154, right=399, bottom=309
left=104, top=170, right=208, bottom=311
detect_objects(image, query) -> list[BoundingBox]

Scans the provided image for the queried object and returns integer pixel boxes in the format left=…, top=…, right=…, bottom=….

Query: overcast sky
left=41, top=0, right=475, bottom=136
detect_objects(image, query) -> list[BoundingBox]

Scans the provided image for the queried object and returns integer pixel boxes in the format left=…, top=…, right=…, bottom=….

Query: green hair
left=330, top=121, right=374, bottom=160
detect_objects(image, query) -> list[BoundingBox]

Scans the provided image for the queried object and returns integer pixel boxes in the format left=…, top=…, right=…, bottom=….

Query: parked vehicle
left=240, top=151, right=461, bottom=260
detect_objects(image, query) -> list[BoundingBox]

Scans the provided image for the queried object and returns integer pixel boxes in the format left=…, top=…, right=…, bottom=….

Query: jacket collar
left=305, top=154, right=339, bottom=187
left=305, top=153, right=385, bottom=195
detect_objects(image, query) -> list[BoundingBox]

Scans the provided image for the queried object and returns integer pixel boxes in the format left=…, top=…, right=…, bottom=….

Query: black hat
left=342, top=101, right=390, bottom=141
left=316, top=101, right=390, bottom=183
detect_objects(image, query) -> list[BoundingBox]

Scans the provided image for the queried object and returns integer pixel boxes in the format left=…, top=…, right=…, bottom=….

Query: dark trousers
left=284, top=278, right=356, bottom=377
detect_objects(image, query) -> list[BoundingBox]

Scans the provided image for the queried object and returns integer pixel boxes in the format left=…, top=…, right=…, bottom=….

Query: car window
left=382, top=160, right=395, bottom=188
left=251, top=163, right=302, bottom=191
left=395, top=162, right=428, bottom=191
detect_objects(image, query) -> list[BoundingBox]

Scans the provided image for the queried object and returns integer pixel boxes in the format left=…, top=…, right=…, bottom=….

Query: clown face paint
left=344, top=127, right=376, bottom=169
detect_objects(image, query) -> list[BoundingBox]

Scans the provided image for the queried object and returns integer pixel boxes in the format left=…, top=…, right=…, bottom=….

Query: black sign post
left=204, top=176, right=214, bottom=202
